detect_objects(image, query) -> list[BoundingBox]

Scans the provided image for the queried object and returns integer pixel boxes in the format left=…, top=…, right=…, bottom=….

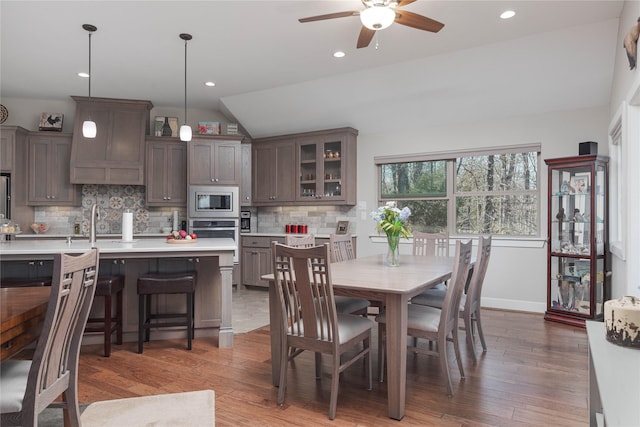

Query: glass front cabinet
left=545, top=155, right=610, bottom=327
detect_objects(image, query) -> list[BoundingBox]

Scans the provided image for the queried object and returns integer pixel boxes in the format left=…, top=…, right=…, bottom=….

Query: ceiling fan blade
left=394, top=10, right=444, bottom=32
left=357, top=26, right=375, bottom=48
left=396, top=0, right=417, bottom=7
left=299, top=11, right=359, bottom=23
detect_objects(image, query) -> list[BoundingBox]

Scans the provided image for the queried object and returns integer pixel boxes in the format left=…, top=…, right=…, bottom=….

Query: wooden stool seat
left=0, top=277, right=52, bottom=288
left=85, top=275, right=124, bottom=357
left=137, top=272, right=197, bottom=354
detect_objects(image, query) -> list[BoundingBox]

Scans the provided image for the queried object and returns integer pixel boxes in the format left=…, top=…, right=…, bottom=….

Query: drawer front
left=242, top=236, right=284, bottom=248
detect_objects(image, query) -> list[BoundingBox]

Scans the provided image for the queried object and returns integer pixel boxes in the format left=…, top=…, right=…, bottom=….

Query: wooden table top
left=1, top=287, right=51, bottom=332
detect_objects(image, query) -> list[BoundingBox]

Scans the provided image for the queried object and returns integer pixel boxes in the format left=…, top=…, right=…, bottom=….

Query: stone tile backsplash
left=34, top=185, right=186, bottom=235
left=256, top=205, right=357, bottom=235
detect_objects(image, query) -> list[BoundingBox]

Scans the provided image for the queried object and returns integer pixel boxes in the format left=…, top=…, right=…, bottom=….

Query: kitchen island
left=0, top=238, right=236, bottom=348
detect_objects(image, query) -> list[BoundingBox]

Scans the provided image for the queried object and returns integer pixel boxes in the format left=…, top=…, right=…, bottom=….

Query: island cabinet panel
left=27, top=132, right=81, bottom=206
left=251, top=141, right=295, bottom=205
left=70, top=96, right=153, bottom=185
left=188, top=135, right=243, bottom=186
left=145, top=138, right=187, bottom=206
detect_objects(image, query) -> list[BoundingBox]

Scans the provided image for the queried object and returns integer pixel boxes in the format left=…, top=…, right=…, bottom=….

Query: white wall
left=0, top=96, right=239, bottom=135
left=354, top=106, right=610, bottom=312
left=607, top=0, right=640, bottom=298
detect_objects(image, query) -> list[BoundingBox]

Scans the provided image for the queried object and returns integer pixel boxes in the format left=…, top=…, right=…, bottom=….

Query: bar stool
left=137, top=272, right=197, bottom=354
left=85, top=275, right=124, bottom=357
left=0, top=277, right=52, bottom=288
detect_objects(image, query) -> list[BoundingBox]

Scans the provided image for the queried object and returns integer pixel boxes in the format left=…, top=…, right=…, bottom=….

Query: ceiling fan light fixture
left=360, top=6, right=395, bottom=30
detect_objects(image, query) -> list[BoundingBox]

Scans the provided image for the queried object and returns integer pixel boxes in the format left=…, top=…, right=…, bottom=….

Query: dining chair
left=412, top=231, right=450, bottom=291
left=284, top=234, right=315, bottom=248
left=328, top=233, right=371, bottom=316
left=376, top=240, right=472, bottom=396
left=411, top=235, right=492, bottom=364
left=272, top=242, right=373, bottom=420
left=1, top=248, right=99, bottom=427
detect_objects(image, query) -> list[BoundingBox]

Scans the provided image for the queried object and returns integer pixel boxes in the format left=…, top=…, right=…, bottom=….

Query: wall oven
left=188, top=219, right=239, bottom=263
left=188, top=185, right=239, bottom=218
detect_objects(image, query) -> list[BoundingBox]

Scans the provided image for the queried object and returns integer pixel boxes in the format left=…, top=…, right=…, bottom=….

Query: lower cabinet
left=241, top=236, right=282, bottom=288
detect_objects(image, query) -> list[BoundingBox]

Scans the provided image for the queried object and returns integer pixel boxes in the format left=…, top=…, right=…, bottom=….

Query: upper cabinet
left=252, top=140, right=295, bottom=205
left=27, top=132, right=81, bottom=206
left=145, top=138, right=187, bottom=207
left=70, top=96, right=153, bottom=185
left=1, top=126, right=28, bottom=173
left=188, top=135, right=243, bottom=185
left=240, top=142, right=252, bottom=206
left=252, top=127, right=357, bottom=206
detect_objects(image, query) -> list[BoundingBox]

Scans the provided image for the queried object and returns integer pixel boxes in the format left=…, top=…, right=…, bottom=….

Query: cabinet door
left=1, top=131, right=15, bottom=172
left=146, top=140, right=186, bottom=206
left=241, top=247, right=272, bottom=287
left=214, top=142, right=241, bottom=185
left=189, top=140, right=215, bottom=184
left=273, top=143, right=295, bottom=202
left=297, top=134, right=347, bottom=202
left=240, top=143, right=252, bottom=206
left=28, top=134, right=79, bottom=206
left=252, top=144, right=275, bottom=204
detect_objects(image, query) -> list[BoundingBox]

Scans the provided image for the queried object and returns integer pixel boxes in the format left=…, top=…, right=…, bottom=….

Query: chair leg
left=138, top=294, right=145, bottom=354
left=365, top=335, right=372, bottom=391
left=277, top=342, right=289, bottom=406
left=315, top=352, right=322, bottom=379
left=145, top=295, right=152, bottom=342
left=187, top=292, right=193, bottom=350
left=115, top=289, right=123, bottom=345
left=438, top=334, right=454, bottom=397
left=464, top=310, right=478, bottom=365
left=452, top=328, right=465, bottom=380
left=329, top=353, right=340, bottom=420
left=103, top=294, right=112, bottom=357
left=475, top=309, right=487, bottom=352
left=378, top=323, right=386, bottom=383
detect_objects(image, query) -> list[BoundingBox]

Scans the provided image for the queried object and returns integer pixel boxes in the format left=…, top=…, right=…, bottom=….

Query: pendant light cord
left=184, top=37, right=187, bottom=125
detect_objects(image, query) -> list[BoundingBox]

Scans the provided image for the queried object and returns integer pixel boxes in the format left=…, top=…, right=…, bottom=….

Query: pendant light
left=179, top=33, right=192, bottom=142
left=82, top=24, right=97, bottom=138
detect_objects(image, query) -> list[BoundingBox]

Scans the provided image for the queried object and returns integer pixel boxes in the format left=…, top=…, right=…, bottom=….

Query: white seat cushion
left=376, top=304, right=442, bottom=333
left=0, top=360, right=31, bottom=413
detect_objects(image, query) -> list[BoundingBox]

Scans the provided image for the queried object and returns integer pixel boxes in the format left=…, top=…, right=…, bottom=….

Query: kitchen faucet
left=90, top=203, right=98, bottom=247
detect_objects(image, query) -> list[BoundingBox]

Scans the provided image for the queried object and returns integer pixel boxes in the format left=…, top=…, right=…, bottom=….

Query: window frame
left=375, top=143, right=541, bottom=238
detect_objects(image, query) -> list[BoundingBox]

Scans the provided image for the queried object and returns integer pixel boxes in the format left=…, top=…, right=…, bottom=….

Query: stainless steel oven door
left=189, top=219, right=239, bottom=263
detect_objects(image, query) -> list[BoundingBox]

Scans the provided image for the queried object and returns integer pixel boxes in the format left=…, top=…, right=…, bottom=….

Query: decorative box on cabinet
left=251, top=141, right=295, bottom=204
left=296, top=127, right=357, bottom=205
left=545, top=155, right=610, bottom=327
left=27, top=132, right=80, bottom=206
left=145, top=138, right=187, bottom=206
left=70, top=96, right=153, bottom=185
left=188, top=135, right=243, bottom=185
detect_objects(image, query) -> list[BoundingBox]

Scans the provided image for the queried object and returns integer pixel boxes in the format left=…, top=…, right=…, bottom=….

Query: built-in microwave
left=188, top=185, right=239, bottom=218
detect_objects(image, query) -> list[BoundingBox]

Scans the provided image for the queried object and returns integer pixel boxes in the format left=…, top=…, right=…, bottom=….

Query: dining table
left=265, top=253, right=458, bottom=421
left=1, top=286, right=51, bottom=360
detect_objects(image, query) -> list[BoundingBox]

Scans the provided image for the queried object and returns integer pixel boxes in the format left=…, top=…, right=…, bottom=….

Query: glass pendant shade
left=360, top=6, right=395, bottom=30
left=180, top=124, right=192, bottom=142
left=82, top=120, right=97, bottom=138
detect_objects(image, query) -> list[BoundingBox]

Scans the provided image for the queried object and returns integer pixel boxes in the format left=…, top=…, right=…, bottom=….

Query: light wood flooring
left=71, top=308, right=590, bottom=426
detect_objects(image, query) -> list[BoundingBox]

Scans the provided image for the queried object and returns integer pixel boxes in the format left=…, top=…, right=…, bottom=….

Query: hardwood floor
left=74, top=309, right=589, bottom=426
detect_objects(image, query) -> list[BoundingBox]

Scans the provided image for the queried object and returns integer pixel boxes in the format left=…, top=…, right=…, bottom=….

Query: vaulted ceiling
left=0, top=1, right=624, bottom=138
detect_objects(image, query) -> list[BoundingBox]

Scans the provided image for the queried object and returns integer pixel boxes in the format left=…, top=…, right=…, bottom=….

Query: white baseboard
left=481, top=297, right=546, bottom=313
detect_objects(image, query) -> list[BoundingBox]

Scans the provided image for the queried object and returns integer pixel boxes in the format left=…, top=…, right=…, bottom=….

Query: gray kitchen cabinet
left=27, top=132, right=81, bottom=206
left=296, top=127, right=357, bottom=205
left=252, top=127, right=357, bottom=206
left=1, top=126, right=27, bottom=173
left=240, top=142, right=252, bottom=206
left=251, top=140, right=295, bottom=205
left=145, top=138, right=187, bottom=206
left=0, top=126, right=33, bottom=228
left=188, top=135, right=243, bottom=185
left=241, top=236, right=283, bottom=287
left=70, top=96, right=153, bottom=185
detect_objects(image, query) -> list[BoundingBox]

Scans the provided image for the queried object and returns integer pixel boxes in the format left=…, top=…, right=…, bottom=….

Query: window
left=376, top=145, right=540, bottom=237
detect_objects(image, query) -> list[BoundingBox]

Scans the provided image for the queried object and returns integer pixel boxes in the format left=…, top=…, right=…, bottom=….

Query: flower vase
left=386, top=235, right=400, bottom=267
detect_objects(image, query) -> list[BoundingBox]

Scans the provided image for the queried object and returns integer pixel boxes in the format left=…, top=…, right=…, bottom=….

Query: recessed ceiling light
left=204, top=81, right=215, bottom=87
left=333, top=51, right=346, bottom=58
left=500, top=10, right=515, bottom=19
left=78, top=72, right=89, bottom=78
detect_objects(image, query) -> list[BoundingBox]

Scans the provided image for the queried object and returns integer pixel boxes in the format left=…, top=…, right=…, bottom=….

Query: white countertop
left=0, top=237, right=236, bottom=256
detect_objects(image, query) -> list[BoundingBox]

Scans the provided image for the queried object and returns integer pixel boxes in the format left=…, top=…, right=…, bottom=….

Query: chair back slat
left=26, top=249, right=99, bottom=420
left=413, top=231, right=450, bottom=257
left=440, top=240, right=472, bottom=336
left=329, top=233, right=355, bottom=263
left=285, top=234, right=315, bottom=248
left=273, top=243, right=337, bottom=343
left=465, top=235, right=492, bottom=313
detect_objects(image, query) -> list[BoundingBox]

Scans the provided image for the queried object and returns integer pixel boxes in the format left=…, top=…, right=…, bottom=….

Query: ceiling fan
left=298, top=0, right=444, bottom=49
